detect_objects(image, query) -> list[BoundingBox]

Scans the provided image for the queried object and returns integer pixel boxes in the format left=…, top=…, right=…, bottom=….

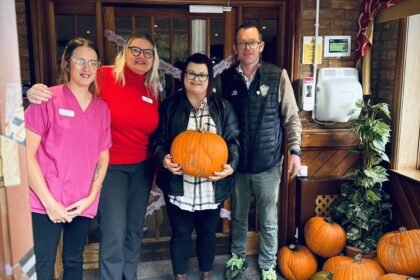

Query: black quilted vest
left=221, top=62, right=283, bottom=173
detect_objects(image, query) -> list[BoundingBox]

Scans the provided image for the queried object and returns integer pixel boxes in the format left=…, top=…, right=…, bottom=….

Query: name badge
left=142, top=96, right=153, bottom=104
left=59, top=109, right=75, bottom=117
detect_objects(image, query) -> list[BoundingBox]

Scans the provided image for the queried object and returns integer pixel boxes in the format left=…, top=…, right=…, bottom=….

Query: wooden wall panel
left=388, top=171, right=420, bottom=229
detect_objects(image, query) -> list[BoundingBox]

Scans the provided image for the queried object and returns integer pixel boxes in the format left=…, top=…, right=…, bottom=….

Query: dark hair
left=181, top=53, right=214, bottom=97
left=59, top=37, right=100, bottom=96
left=235, top=22, right=263, bottom=43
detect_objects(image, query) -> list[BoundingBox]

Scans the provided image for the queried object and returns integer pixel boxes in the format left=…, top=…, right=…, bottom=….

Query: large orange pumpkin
left=278, top=244, right=318, bottom=280
left=332, top=254, right=385, bottom=280
left=377, top=227, right=420, bottom=276
left=322, top=255, right=353, bottom=272
left=170, top=130, right=228, bottom=178
left=304, top=216, right=346, bottom=257
left=379, top=274, right=418, bottom=280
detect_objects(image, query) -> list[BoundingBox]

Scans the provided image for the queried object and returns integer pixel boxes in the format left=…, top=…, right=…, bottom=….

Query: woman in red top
left=27, top=33, right=160, bottom=280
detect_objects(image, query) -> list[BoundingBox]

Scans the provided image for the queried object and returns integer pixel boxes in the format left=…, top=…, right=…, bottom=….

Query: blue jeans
left=32, top=213, right=91, bottom=280
left=231, top=163, right=282, bottom=270
left=97, top=159, right=153, bottom=280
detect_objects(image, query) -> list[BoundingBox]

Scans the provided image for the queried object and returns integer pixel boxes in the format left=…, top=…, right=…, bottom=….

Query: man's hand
left=27, top=83, right=52, bottom=104
left=288, top=154, right=301, bottom=178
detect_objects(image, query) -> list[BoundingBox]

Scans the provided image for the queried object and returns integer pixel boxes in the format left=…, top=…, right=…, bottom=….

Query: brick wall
left=15, top=0, right=31, bottom=83
left=300, top=0, right=360, bottom=79
left=299, top=0, right=360, bottom=128
left=370, top=20, right=399, bottom=106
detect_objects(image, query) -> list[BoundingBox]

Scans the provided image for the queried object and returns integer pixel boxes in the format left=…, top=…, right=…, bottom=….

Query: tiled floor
left=83, top=254, right=285, bottom=280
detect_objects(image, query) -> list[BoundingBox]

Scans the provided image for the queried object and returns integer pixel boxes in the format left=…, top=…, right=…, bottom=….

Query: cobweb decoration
left=104, top=29, right=235, bottom=79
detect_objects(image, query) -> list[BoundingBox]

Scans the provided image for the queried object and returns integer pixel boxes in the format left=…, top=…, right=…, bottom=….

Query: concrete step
left=83, top=254, right=285, bottom=280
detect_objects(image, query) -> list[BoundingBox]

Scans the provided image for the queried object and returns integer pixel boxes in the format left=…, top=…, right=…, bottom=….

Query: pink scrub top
left=25, top=84, right=112, bottom=218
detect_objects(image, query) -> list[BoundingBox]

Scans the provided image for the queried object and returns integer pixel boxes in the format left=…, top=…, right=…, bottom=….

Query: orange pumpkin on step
left=170, top=130, right=228, bottom=178
left=304, top=216, right=346, bottom=257
left=278, top=244, right=318, bottom=280
left=379, top=273, right=418, bottom=280
left=322, top=255, right=353, bottom=272
left=377, top=227, right=420, bottom=277
left=331, top=254, right=385, bottom=280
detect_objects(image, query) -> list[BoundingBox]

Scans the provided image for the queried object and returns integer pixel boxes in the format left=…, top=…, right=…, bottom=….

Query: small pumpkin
left=278, top=244, right=318, bottom=280
left=304, top=216, right=346, bottom=257
left=379, top=273, right=418, bottom=280
left=311, top=271, right=333, bottom=280
left=170, top=130, right=228, bottom=178
left=332, top=254, right=385, bottom=280
left=322, top=255, right=353, bottom=272
left=377, top=227, right=420, bottom=276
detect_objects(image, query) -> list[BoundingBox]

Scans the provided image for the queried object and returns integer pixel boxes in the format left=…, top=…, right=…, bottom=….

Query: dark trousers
left=165, top=196, right=221, bottom=275
left=32, top=213, right=91, bottom=280
left=97, top=160, right=153, bottom=280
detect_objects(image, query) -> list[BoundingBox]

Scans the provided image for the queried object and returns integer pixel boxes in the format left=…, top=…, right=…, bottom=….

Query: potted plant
left=331, top=99, right=392, bottom=255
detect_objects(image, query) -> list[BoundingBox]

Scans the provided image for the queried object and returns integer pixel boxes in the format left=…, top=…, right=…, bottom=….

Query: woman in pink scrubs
left=26, top=33, right=161, bottom=280
left=25, top=38, right=112, bottom=280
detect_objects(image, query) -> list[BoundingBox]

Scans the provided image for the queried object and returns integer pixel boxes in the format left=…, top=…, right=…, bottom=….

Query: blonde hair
left=113, top=33, right=160, bottom=99
left=59, top=38, right=100, bottom=96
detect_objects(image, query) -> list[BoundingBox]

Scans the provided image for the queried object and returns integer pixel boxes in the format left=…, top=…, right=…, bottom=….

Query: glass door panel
left=135, top=16, right=151, bottom=34
left=55, top=15, right=74, bottom=60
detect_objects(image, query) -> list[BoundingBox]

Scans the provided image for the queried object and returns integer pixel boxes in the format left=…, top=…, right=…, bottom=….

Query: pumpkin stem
left=288, top=244, right=298, bottom=252
left=399, top=227, right=407, bottom=232
left=324, top=216, right=334, bottom=224
left=353, top=254, right=362, bottom=264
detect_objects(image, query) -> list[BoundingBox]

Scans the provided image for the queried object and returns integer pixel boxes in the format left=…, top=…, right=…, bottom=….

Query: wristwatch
left=290, top=149, right=302, bottom=157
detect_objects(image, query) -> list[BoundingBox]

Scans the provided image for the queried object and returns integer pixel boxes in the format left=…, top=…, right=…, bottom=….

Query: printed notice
left=1, top=135, right=21, bottom=187
left=302, top=36, right=323, bottom=65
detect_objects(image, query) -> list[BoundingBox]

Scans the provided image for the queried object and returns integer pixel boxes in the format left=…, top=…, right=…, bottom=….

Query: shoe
left=223, top=253, right=248, bottom=280
left=175, top=274, right=186, bottom=280
left=261, top=266, right=277, bottom=280
left=200, top=271, right=211, bottom=280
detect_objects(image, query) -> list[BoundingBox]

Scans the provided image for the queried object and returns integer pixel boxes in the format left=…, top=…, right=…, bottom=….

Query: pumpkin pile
left=170, top=130, right=228, bottom=178
left=277, top=216, right=420, bottom=279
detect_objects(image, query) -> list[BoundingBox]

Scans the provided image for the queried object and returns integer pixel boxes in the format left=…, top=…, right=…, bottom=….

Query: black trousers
left=165, top=196, right=221, bottom=275
left=32, top=213, right=91, bottom=280
left=97, top=159, right=153, bottom=280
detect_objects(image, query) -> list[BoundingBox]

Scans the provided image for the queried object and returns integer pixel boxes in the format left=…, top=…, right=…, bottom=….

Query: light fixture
left=189, top=5, right=231, bottom=14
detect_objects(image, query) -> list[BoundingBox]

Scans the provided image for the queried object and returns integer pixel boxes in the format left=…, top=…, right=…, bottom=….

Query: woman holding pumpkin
left=152, top=53, right=240, bottom=280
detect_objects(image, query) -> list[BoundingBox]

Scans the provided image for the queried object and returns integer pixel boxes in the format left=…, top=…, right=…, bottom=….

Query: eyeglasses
left=185, top=71, right=209, bottom=82
left=71, top=58, right=101, bottom=69
left=128, top=46, right=154, bottom=58
left=236, top=41, right=262, bottom=50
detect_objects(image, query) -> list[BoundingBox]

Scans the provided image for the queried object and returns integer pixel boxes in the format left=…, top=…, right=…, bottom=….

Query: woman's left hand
left=66, top=197, right=94, bottom=219
left=208, top=164, right=233, bottom=181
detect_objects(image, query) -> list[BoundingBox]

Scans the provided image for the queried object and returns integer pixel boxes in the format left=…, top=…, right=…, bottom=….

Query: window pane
left=210, top=19, right=224, bottom=65
left=116, top=16, right=132, bottom=39
left=55, top=15, right=74, bottom=59
left=154, top=17, right=171, bottom=97
left=135, top=16, right=151, bottom=34
left=261, top=19, right=278, bottom=63
left=77, top=16, right=97, bottom=43
left=155, top=17, right=170, bottom=61
left=173, top=18, right=188, bottom=62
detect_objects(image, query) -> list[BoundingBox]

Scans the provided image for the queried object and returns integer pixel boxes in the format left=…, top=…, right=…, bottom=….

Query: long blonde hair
left=59, top=38, right=100, bottom=96
left=113, top=33, right=160, bottom=99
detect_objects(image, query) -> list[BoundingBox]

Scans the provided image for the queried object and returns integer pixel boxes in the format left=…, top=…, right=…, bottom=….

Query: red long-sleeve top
left=98, top=66, right=159, bottom=164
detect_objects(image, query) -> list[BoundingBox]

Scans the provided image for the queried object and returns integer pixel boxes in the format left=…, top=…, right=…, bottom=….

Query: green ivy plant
left=331, top=99, right=392, bottom=254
